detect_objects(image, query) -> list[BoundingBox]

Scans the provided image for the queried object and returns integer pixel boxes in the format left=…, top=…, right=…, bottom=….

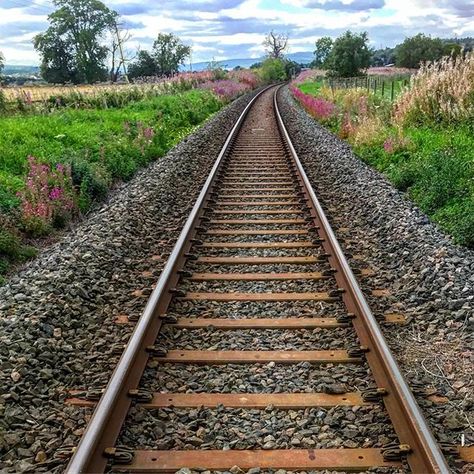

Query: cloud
left=303, top=0, right=385, bottom=11
left=0, top=20, right=47, bottom=40
left=1, top=0, right=473, bottom=65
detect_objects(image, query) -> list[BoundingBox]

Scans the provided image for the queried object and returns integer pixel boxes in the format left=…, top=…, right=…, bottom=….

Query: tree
left=326, top=31, right=372, bottom=77
left=34, top=29, right=78, bottom=83
left=0, top=51, right=4, bottom=74
left=34, top=0, right=117, bottom=83
left=370, top=47, right=396, bottom=67
left=260, top=58, right=287, bottom=82
left=263, top=31, right=288, bottom=59
left=128, top=33, right=191, bottom=78
left=153, top=33, right=191, bottom=76
left=395, top=34, right=445, bottom=68
left=312, top=36, right=333, bottom=68
left=283, top=59, right=301, bottom=78
left=127, top=50, right=157, bottom=78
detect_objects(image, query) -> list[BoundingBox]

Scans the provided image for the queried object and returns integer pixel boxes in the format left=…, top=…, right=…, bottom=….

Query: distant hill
left=184, top=51, right=315, bottom=71
left=3, top=65, right=40, bottom=76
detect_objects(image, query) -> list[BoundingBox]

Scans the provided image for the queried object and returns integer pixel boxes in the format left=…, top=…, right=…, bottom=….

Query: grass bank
left=292, top=55, right=474, bottom=248
left=0, top=89, right=223, bottom=283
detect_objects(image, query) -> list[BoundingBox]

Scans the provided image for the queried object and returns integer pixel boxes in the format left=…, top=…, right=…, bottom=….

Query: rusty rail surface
left=63, top=84, right=460, bottom=473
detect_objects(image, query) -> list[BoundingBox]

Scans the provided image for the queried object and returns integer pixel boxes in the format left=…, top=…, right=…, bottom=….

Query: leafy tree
left=312, top=36, right=333, bottom=68
left=263, top=31, right=288, bottom=59
left=250, top=61, right=262, bottom=69
left=128, top=33, right=190, bottom=78
left=370, top=47, right=396, bottom=66
left=34, top=0, right=117, bottom=83
left=260, top=58, right=287, bottom=82
left=127, top=50, right=157, bottom=78
left=283, top=59, right=301, bottom=78
left=395, top=34, right=445, bottom=68
left=154, top=33, right=191, bottom=76
left=0, top=51, right=4, bottom=74
left=326, top=31, right=372, bottom=77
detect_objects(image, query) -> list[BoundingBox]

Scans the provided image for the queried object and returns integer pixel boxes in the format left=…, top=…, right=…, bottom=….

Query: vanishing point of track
left=64, top=85, right=471, bottom=473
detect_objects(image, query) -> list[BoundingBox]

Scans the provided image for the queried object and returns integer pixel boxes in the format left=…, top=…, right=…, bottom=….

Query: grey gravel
left=277, top=85, right=474, bottom=471
left=0, top=89, right=262, bottom=472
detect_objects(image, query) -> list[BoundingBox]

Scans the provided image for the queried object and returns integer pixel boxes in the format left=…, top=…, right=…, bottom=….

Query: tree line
left=312, top=32, right=472, bottom=77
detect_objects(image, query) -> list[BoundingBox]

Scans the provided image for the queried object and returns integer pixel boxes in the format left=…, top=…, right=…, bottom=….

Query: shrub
left=260, top=58, right=287, bottom=82
left=17, top=156, right=78, bottom=235
left=291, top=86, right=337, bottom=122
left=394, top=52, right=474, bottom=125
left=198, top=80, right=249, bottom=102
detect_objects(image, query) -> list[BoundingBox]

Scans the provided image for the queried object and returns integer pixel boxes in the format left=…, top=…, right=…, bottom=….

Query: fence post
left=381, top=80, right=385, bottom=97
left=366, top=77, right=370, bottom=92
left=373, top=79, right=377, bottom=95
left=391, top=81, right=395, bottom=101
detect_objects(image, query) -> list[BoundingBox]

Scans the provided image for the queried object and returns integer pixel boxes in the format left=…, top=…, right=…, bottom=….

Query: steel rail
left=273, top=85, right=450, bottom=474
left=65, top=85, right=273, bottom=474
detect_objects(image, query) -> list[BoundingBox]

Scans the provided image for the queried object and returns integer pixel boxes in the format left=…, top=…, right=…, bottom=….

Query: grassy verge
left=0, top=89, right=223, bottom=283
left=292, top=57, right=474, bottom=247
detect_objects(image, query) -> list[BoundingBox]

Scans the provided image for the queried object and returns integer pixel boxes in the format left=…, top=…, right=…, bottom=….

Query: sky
left=0, top=0, right=473, bottom=65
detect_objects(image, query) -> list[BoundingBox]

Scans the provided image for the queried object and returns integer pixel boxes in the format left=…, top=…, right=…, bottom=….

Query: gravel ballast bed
left=0, top=90, right=262, bottom=473
left=278, top=86, right=474, bottom=469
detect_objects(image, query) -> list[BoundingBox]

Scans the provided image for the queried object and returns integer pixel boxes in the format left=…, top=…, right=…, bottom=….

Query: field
left=292, top=54, right=474, bottom=247
left=0, top=70, right=262, bottom=282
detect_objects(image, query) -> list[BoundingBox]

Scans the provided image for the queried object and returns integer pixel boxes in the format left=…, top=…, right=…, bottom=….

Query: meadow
left=0, top=70, right=261, bottom=282
left=292, top=54, right=474, bottom=247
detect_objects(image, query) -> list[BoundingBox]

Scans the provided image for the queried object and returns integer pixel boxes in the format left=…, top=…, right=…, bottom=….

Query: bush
left=260, top=58, right=287, bottom=82
left=394, top=52, right=474, bottom=125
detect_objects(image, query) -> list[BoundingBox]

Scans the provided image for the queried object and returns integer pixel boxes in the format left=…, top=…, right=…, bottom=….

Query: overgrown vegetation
left=0, top=89, right=222, bottom=281
left=292, top=53, right=474, bottom=247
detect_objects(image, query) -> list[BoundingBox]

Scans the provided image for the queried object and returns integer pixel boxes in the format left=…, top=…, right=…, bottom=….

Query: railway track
left=63, top=85, right=472, bottom=473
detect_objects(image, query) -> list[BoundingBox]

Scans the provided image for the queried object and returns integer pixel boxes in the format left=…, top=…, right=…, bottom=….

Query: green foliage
left=312, top=37, right=333, bottom=68
left=260, top=58, right=287, bottom=83
left=295, top=73, right=474, bottom=247
left=395, top=34, right=446, bottom=68
left=0, top=228, right=37, bottom=281
left=34, top=0, right=117, bottom=83
left=0, top=89, right=223, bottom=280
left=127, top=51, right=157, bottom=78
left=128, top=33, right=191, bottom=78
left=326, top=31, right=372, bottom=77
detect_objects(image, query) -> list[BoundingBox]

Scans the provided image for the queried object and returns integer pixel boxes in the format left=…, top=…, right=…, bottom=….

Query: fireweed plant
left=291, top=53, right=474, bottom=247
left=17, top=156, right=77, bottom=235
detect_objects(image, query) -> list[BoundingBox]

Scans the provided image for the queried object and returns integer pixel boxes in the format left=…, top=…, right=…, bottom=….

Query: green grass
left=0, top=89, right=224, bottom=280
left=295, top=81, right=474, bottom=247
left=298, top=80, right=323, bottom=96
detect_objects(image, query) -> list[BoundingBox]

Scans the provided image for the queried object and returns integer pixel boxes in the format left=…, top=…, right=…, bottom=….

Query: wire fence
left=323, top=75, right=412, bottom=101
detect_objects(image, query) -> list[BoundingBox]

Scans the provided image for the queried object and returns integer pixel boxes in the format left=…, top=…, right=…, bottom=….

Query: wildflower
left=383, top=138, right=395, bottom=153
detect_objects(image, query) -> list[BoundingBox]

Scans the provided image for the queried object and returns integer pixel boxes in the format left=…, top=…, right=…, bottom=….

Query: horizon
left=0, top=0, right=473, bottom=67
